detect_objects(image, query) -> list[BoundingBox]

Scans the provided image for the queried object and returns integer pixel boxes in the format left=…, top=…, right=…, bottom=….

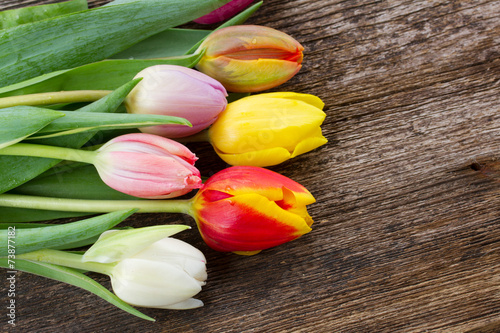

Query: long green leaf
left=0, top=0, right=88, bottom=30
left=111, top=29, right=210, bottom=60
left=0, top=259, right=154, bottom=321
left=0, top=53, right=203, bottom=98
left=2, top=164, right=138, bottom=222
left=0, top=79, right=137, bottom=194
left=109, top=0, right=264, bottom=60
left=0, top=0, right=230, bottom=88
left=0, top=222, right=57, bottom=229
left=12, top=164, right=136, bottom=200
left=27, top=109, right=190, bottom=139
left=0, top=0, right=261, bottom=98
left=0, top=207, right=89, bottom=223
left=0, top=224, right=101, bottom=249
left=0, top=108, right=63, bottom=149
left=0, top=209, right=136, bottom=256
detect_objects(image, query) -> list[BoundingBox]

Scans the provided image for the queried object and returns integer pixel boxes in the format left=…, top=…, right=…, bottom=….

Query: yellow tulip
left=208, top=92, right=327, bottom=167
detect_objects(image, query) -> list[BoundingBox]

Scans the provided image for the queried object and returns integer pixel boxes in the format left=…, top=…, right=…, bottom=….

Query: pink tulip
left=94, top=133, right=202, bottom=199
left=194, top=0, right=254, bottom=24
left=125, top=65, right=227, bottom=138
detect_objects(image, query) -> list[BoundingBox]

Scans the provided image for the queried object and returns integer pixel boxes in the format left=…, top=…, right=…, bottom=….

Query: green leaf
left=0, top=224, right=100, bottom=249
left=0, top=0, right=231, bottom=88
left=76, top=78, right=139, bottom=114
left=0, top=259, right=154, bottom=321
left=0, top=0, right=88, bottom=30
left=186, top=1, right=263, bottom=54
left=0, top=79, right=136, bottom=194
left=0, top=222, right=56, bottom=229
left=28, top=110, right=190, bottom=139
left=1, top=164, right=138, bottom=222
left=113, top=1, right=263, bottom=59
left=0, top=209, right=136, bottom=256
left=0, top=53, right=203, bottom=98
left=0, top=0, right=260, bottom=97
left=49, top=236, right=100, bottom=251
left=12, top=164, right=137, bottom=200
left=0, top=207, right=88, bottom=223
left=111, top=29, right=210, bottom=60
left=0, top=107, right=64, bottom=149
left=83, top=225, right=190, bottom=263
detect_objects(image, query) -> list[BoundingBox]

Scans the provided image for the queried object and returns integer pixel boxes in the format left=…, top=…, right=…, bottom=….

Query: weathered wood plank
left=0, top=0, right=499, bottom=332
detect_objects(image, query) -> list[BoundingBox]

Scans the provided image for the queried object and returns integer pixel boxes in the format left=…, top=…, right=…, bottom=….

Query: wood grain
left=1, top=0, right=499, bottom=332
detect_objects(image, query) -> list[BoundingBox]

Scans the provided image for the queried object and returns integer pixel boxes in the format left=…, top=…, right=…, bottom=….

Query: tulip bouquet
left=0, top=0, right=328, bottom=322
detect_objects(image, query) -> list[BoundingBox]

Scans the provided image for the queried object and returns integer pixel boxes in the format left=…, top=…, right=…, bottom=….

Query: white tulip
left=108, top=238, right=207, bottom=309
left=84, top=226, right=208, bottom=309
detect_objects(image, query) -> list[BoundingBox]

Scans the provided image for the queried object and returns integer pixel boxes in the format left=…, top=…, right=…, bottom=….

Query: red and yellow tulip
left=190, top=166, right=316, bottom=255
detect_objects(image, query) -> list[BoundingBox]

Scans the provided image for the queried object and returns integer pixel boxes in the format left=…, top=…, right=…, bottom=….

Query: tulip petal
left=276, top=187, right=314, bottom=227
left=95, top=150, right=201, bottom=198
left=134, top=238, right=207, bottom=283
left=199, top=57, right=301, bottom=93
left=196, top=25, right=303, bottom=92
left=260, top=92, right=325, bottom=109
left=129, top=70, right=226, bottom=123
left=291, top=134, right=328, bottom=158
left=232, top=250, right=262, bottom=256
left=157, top=298, right=204, bottom=309
left=213, top=145, right=291, bottom=167
left=126, top=65, right=228, bottom=137
left=201, top=25, right=303, bottom=59
left=101, top=133, right=198, bottom=164
left=195, top=193, right=312, bottom=253
left=199, top=166, right=315, bottom=205
left=209, top=95, right=326, bottom=157
left=83, top=225, right=190, bottom=263
left=111, top=258, right=203, bottom=308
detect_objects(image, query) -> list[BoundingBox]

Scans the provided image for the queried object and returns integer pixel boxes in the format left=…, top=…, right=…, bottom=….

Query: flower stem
left=176, top=129, right=211, bottom=143
left=17, top=249, right=114, bottom=275
left=0, top=143, right=97, bottom=164
left=0, top=90, right=111, bottom=108
left=0, top=194, right=194, bottom=215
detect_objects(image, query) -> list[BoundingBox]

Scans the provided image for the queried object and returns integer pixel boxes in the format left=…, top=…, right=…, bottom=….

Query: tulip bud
left=191, top=166, right=316, bottom=255
left=110, top=237, right=207, bottom=309
left=126, top=65, right=227, bottom=138
left=194, top=0, right=254, bottom=24
left=94, top=133, right=202, bottom=199
left=84, top=225, right=208, bottom=310
left=207, top=92, right=327, bottom=167
left=195, top=25, right=304, bottom=92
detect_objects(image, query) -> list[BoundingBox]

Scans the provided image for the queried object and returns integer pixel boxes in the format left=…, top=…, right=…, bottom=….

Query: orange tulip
left=196, top=25, right=303, bottom=92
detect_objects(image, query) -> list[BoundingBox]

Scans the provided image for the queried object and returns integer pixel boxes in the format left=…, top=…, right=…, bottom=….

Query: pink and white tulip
left=125, top=65, right=228, bottom=138
left=94, top=133, right=202, bottom=199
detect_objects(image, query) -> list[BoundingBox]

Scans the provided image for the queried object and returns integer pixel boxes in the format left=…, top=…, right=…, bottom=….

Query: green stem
left=176, top=129, right=211, bottom=143
left=0, top=143, right=97, bottom=164
left=0, top=194, right=194, bottom=215
left=17, top=248, right=114, bottom=275
left=0, top=90, right=111, bottom=108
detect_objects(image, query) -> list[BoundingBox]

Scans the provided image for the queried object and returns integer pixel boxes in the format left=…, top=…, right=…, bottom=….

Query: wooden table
left=1, top=0, right=499, bottom=332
